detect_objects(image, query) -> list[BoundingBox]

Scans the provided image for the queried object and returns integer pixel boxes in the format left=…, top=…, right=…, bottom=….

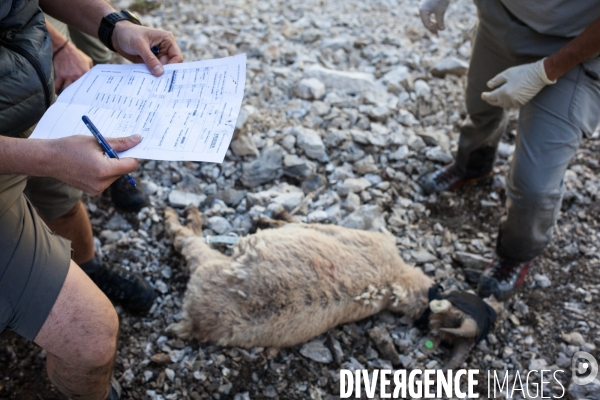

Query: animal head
left=428, top=293, right=499, bottom=371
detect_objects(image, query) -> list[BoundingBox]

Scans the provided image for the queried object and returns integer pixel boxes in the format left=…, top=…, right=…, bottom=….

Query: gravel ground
left=1, top=0, right=599, bottom=398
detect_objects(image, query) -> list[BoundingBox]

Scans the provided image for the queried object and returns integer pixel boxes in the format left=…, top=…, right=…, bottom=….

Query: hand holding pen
left=36, top=132, right=140, bottom=196
left=82, top=115, right=138, bottom=187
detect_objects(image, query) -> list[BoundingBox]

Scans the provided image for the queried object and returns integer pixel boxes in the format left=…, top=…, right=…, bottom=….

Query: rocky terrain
left=1, top=0, right=599, bottom=398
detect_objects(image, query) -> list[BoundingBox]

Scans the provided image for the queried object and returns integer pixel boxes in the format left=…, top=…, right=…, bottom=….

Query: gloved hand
left=481, top=58, right=556, bottom=109
left=419, top=0, right=450, bottom=34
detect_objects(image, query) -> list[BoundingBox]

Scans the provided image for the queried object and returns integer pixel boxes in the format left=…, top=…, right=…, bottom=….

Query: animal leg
left=164, top=207, right=197, bottom=251
left=253, top=217, right=288, bottom=229
left=184, top=205, right=203, bottom=235
left=166, top=207, right=230, bottom=270
left=272, top=206, right=297, bottom=223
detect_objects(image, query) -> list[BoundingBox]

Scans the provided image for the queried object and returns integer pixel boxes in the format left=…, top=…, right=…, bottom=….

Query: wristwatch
left=98, top=10, right=142, bottom=52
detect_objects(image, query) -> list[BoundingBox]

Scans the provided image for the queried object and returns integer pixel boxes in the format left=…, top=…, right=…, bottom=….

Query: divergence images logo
left=572, top=351, right=598, bottom=386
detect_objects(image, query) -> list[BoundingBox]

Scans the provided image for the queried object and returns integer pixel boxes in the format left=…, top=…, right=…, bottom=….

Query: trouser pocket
left=570, top=60, right=600, bottom=138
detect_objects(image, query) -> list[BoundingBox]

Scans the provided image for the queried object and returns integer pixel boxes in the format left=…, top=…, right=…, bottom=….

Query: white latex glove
left=481, top=58, right=556, bottom=109
left=419, top=0, right=450, bottom=34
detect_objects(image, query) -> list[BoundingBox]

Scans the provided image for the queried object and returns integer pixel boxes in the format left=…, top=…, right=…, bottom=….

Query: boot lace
left=433, top=167, right=460, bottom=186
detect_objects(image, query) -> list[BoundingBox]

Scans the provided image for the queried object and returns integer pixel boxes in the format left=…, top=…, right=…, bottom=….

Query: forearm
left=39, top=0, right=114, bottom=38
left=42, top=0, right=183, bottom=77
left=544, top=17, right=600, bottom=81
left=0, top=137, right=56, bottom=177
left=45, top=20, right=69, bottom=53
left=0, top=135, right=141, bottom=194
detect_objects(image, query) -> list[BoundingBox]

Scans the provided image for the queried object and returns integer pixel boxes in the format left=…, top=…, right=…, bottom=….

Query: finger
left=105, top=134, right=142, bottom=152
left=137, top=44, right=164, bottom=76
left=55, top=76, right=65, bottom=93
left=165, top=39, right=184, bottom=64
left=166, top=51, right=184, bottom=64
left=481, top=91, right=502, bottom=107
left=481, top=89, right=511, bottom=108
left=486, top=73, right=507, bottom=89
left=64, top=77, right=75, bottom=90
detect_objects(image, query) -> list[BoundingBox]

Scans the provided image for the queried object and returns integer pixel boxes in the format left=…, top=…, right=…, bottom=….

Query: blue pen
left=81, top=115, right=137, bottom=187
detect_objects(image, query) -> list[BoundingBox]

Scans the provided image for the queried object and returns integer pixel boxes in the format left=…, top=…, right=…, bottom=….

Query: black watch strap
left=98, top=11, right=142, bottom=52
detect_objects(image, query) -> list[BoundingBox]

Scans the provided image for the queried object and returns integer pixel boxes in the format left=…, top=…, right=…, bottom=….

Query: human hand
left=112, top=22, right=183, bottom=77
left=53, top=42, right=93, bottom=93
left=49, top=134, right=141, bottom=195
left=419, top=0, right=450, bottom=34
left=481, top=58, right=556, bottom=109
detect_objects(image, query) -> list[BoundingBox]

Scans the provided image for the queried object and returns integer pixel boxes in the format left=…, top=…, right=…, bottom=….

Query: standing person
left=46, top=14, right=150, bottom=212
left=417, top=0, right=600, bottom=300
left=0, top=0, right=183, bottom=398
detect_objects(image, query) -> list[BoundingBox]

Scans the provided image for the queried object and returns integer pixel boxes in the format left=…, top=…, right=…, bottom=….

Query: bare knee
left=35, top=262, right=120, bottom=369
left=45, top=310, right=117, bottom=399
left=78, top=304, right=119, bottom=368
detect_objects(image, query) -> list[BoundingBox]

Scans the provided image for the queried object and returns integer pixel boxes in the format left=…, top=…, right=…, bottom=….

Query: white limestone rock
left=304, top=65, right=377, bottom=95
left=431, top=57, right=469, bottom=78
left=295, top=78, right=326, bottom=100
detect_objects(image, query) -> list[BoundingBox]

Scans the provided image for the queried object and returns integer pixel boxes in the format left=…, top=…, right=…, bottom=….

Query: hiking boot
left=83, top=257, right=156, bottom=314
left=419, top=164, right=493, bottom=195
left=478, top=258, right=532, bottom=301
left=110, top=176, right=149, bottom=213
left=105, top=377, right=122, bottom=400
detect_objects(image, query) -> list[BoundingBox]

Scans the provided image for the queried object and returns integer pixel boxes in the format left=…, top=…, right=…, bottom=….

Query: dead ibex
left=164, top=206, right=497, bottom=369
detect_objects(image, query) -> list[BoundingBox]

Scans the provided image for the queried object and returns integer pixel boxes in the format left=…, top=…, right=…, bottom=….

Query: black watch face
left=120, top=10, right=141, bottom=25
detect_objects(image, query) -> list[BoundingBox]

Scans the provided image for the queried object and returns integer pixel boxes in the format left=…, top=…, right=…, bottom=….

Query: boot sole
left=448, top=171, right=494, bottom=191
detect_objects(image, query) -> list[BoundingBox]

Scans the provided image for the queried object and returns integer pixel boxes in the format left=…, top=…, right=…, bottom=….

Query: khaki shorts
left=0, top=173, right=81, bottom=340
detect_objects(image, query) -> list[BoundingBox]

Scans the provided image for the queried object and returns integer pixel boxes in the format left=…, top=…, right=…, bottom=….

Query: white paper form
left=31, top=54, right=246, bottom=163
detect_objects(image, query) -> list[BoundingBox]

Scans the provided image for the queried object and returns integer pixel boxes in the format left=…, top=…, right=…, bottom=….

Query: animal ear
left=439, top=317, right=478, bottom=338
left=429, top=299, right=451, bottom=314
left=484, top=295, right=504, bottom=315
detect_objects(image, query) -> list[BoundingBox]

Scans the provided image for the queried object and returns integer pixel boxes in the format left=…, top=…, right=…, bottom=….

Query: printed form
left=31, top=54, right=246, bottom=163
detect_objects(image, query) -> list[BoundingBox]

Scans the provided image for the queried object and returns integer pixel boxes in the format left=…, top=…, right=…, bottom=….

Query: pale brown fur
left=164, top=206, right=434, bottom=348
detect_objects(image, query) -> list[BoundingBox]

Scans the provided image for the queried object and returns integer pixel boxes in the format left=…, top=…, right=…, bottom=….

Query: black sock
left=79, top=254, right=102, bottom=274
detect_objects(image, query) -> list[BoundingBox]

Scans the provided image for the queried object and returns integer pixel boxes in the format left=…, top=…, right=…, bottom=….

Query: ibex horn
left=442, top=338, right=474, bottom=371
left=429, top=299, right=452, bottom=314
left=439, top=317, right=478, bottom=338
